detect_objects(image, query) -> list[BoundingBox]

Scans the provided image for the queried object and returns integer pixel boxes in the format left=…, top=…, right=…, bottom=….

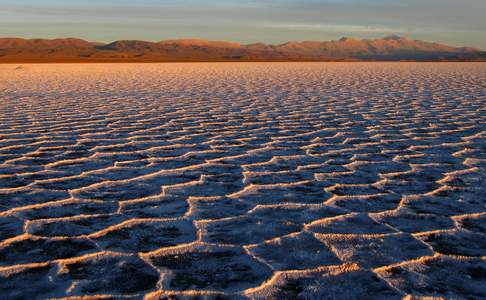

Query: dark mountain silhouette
left=0, top=36, right=484, bottom=62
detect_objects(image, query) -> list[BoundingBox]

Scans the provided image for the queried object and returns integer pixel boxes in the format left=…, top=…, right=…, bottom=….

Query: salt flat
left=0, top=63, right=485, bottom=299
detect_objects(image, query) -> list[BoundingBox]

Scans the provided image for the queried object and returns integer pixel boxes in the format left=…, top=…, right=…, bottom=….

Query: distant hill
left=0, top=36, right=484, bottom=62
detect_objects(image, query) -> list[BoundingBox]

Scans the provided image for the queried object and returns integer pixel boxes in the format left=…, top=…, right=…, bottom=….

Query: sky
left=1, top=0, right=485, bottom=49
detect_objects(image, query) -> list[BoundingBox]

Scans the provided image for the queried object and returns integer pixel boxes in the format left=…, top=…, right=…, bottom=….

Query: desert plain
left=0, top=62, right=485, bottom=299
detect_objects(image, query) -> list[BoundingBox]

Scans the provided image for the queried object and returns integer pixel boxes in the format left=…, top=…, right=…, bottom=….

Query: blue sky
left=1, top=0, right=485, bottom=48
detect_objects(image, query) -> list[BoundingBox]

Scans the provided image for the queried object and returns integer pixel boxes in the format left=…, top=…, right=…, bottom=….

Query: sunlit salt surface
left=0, top=63, right=485, bottom=299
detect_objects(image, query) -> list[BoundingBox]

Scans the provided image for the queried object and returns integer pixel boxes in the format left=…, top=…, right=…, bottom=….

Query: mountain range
left=1, top=35, right=485, bottom=62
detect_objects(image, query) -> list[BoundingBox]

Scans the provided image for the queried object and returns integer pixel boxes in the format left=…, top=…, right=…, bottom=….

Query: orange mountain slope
left=0, top=36, right=484, bottom=62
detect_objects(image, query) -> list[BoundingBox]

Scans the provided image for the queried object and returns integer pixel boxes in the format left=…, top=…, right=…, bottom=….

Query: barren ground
left=0, top=63, right=485, bottom=299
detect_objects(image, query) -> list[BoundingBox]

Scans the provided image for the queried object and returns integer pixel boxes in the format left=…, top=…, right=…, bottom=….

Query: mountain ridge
left=1, top=36, right=485, bottom=62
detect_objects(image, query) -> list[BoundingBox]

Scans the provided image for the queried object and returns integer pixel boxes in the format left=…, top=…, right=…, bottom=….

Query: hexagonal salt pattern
left=0, top=62, right=484, bottom=298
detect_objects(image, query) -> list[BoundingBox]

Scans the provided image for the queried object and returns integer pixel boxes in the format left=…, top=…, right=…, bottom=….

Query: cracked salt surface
left=0, top=62, right=485, bottom=299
